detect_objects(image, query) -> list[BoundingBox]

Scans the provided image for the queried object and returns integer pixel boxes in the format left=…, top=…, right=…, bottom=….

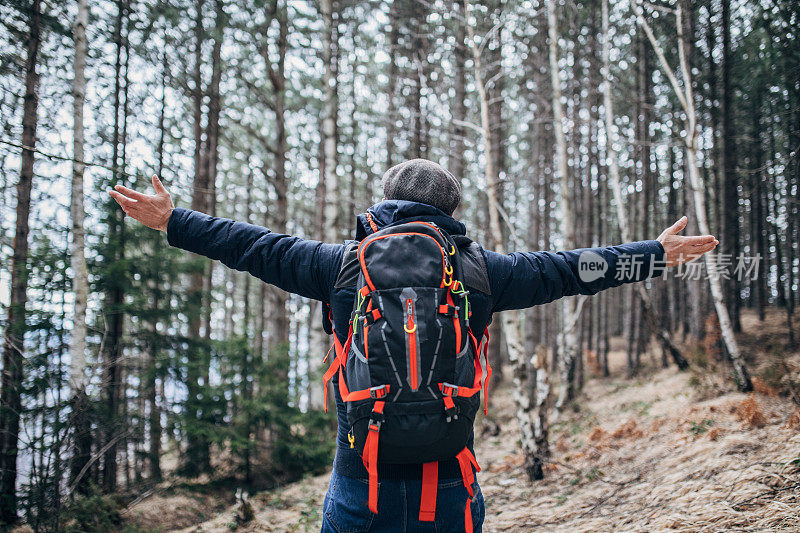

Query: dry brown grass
left=609, top=418, right=644, bottom=440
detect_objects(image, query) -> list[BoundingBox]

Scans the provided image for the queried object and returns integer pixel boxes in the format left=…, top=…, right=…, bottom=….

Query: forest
left=0, top=0, right=798, bottom=531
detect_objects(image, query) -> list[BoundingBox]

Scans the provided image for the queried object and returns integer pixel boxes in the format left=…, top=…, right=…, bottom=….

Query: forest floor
left=125, top=309, right=800, bottom=532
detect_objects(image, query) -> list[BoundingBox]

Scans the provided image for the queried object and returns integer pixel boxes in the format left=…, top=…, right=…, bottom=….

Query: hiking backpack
left=322, top=219, right=492, bottom=531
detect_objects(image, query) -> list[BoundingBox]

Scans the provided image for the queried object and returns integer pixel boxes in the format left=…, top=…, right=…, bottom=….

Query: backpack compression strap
left=455, top=447, right=481, bottom=533
left=417, top=446, right=481, bottom=527
left=438, top=327, right=493, bottom=416
left=362, top=400, right=385, bottom=514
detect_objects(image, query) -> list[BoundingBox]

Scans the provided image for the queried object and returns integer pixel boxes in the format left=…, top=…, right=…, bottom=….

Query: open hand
left=657, top=216, right=718, bottom=267
left=108, top=175, right=174, bottom=232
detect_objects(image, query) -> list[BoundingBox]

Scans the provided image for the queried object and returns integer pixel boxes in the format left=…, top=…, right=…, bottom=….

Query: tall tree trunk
left=69, top=0, right=92, bottom=495
left=146, top=44, right=171, bottom=484
left=547, top=0, right=582, bottom=416
left=385, top=5, right=399, bottom=169
left=321, top=0, right=339, bottom=242
left=465, top=0, right=546, bottom=481
left=601, top=0, right=688, bottom=371
left=263, top=0, right=290, bottom=394
left=750, top=93, right=766, bottom=322
left=448, top=0, right=467, bottom=219
left=185, top=0, right=211, bottom=475
left=720, top=0, right=741, bottom=332
left=635, top=1, right=752, bottom=391
left=705, top=4, right=723, bottom=239
left=199, top=0, right=224, bottom=351
left=410, top=1, right=428, bottom=159
left=101, top=0, right=130, bottom=492
left=0, top=0, right=41, bottom=523
left=487, top=7, right=507, bottom=383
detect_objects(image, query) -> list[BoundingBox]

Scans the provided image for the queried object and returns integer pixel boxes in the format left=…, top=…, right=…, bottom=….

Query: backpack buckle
left=440, top=383, right=459, bottom=397
left=438, top=304, right=457, bottom=317
left=442, top=395, right=459, bottom=422
left=369, top=384, right=389, bottom=399
left=445, top=406, right=459, bottom=423
left=364, top=308, right=383, bottom=325
left=368, top=412, right=385, bottom=431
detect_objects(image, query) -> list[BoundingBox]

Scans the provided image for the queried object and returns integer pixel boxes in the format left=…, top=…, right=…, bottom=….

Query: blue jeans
left=321, top=469, right=484, bottom=532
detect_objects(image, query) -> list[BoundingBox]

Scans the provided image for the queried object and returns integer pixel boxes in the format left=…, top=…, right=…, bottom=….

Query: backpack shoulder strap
left=453, top=236, right=491, bottom=295
left=333, top=241, right=360, bottom=289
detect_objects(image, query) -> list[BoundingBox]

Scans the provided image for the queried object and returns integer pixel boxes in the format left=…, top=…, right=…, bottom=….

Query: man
left=109, top=159, right=717, bottom=532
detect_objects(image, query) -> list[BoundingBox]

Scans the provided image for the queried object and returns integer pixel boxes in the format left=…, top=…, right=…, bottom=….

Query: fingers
left=108, top=190, right=137, bottom=211
left=113, top=184, right=148, bottom=201
left=152, top=174, right=167, bottom=194
left=681, top=234, right=716, bottom=246
left=692, top=240, right=718, bottom=255
left=671, top=239, right=719, bottom=265
left=667, top=216, right=688, bottom=236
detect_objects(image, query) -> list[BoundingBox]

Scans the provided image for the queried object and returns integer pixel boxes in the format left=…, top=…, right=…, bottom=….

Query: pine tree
left=0, top=0, right=42, bottom=523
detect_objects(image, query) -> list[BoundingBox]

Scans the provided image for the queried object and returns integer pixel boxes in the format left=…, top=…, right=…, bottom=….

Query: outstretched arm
left=487, top=216, right=717, bottom=312
left=109, top=176, right=343, bottom=302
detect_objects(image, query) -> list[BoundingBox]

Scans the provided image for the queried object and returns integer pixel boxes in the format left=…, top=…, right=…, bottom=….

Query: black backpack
left=322, top=220, right=491, bottom=529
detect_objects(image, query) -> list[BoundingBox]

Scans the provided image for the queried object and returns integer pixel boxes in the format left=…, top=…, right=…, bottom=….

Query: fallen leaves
left=732, top=395, right=767, bottom=428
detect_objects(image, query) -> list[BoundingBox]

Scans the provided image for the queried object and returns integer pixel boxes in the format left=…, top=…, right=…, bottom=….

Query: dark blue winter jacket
left=167, top=199, right=665, bottom=481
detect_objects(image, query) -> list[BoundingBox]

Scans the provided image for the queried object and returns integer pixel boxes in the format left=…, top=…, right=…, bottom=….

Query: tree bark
left=720, top=0, right=741, bottom=332
left=69, top=0, right=92, bottom=494
left=0, top=0, right=41, bottom=523
left=547, top=0, right=582, bottom=416
left=100, top=0, right=130, bottom=492
left=385, top=5, right=399, bottom=169
left=321, top=0, right=339, bottom=242
left=465, top=0, right=546, bottom=481
left=448, top=0, right=467, bottom=220
left=185, top=0, right=212, bottom=475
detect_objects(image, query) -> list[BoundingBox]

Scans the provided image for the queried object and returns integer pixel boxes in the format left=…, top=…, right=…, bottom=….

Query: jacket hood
left=355, top=200, right=467, bottom=240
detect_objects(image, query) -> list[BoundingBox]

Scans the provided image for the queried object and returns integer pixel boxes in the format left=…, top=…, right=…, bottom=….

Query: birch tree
left=69, top=0, right=92, bottom=494
left=465, top=0, right=548, bottom=481
left=601, top=0, right=689, bottom=371
left=547, top=0, right=584, bottom=416
left=634, top=0, right=752, bottom=391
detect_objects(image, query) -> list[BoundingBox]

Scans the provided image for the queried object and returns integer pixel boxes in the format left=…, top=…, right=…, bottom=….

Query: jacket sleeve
left=166, top=207, right=343, bottom=302
left=484, top=240, right=666, bottom=313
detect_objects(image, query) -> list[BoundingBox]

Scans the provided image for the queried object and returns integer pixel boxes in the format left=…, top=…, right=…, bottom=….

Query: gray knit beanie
left=381, top=159, right=462, bottom=216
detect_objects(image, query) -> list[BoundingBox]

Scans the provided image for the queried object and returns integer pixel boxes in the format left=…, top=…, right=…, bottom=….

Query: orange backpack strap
left=322, top=325, right=354, bottom=413
left=419, top=462, right=438, bottom=522
left=362, top=400, right=385, bottom=514
left=455, top=447, right=481, bottom=533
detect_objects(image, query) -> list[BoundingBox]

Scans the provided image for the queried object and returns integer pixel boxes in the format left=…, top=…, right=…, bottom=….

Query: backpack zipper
left=404, top=297, right=419, bottom=390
